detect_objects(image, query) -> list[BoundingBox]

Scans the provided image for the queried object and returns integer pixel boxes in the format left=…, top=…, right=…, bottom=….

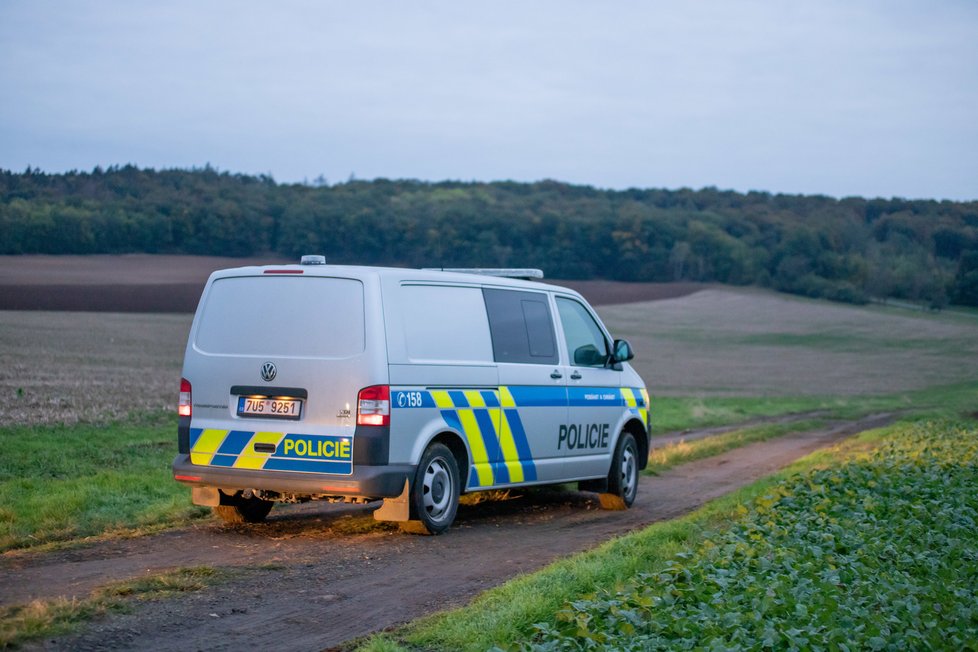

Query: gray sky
left=1, top=1, right=976, bottom=200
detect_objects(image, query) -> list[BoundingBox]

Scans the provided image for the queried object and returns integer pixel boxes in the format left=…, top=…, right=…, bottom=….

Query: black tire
left=213, top=494, right=273, bottom=524
left=607, top=432, right=639, bottom=507
left=409, top=443, right=460, bottom=534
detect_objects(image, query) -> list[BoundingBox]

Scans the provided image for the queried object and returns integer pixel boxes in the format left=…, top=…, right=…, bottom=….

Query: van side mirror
left=574, top=344, right=606, bottom=366
left=612, top=339, right=634, bottom=363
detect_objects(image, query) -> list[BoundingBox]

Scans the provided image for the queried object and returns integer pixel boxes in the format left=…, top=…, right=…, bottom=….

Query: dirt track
left=5, top=413, right=895, bottom=652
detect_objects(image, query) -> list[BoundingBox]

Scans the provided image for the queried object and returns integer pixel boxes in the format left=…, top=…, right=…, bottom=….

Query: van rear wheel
left=606, top=432, right=639, bottom=507
left=213, top=493, right=273, bottom=524
left=409, top=443, right=460, bottom=534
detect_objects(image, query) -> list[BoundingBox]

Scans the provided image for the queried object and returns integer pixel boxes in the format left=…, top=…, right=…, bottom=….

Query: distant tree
left=951, top=252, right=978, bottom=306
left=1, top=166, right=977, bottom=306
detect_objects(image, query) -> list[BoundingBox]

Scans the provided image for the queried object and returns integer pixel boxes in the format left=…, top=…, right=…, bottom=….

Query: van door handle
left=550, top=371, right=563, bottom=379
left=570, top=371, right=582, bottom=380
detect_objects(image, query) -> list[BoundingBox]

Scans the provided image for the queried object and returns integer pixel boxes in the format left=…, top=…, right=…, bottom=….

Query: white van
left=172, top=258, right=650, bottom=534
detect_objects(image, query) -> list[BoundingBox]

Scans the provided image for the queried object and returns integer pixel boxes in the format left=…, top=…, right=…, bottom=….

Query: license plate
left=237, top=396, right=302, bottom=420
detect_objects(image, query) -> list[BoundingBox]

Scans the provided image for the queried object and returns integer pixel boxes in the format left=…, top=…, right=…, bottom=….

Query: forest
left=2, top=165, right=977, bottom=307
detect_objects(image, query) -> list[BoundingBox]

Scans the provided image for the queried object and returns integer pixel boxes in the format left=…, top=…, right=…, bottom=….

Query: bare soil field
left=0, top=255, right=707, bottom=311
left=4, top=413, right=895, bottom=652
left=0, top=311, right=189, bottom=425
left=608, top=288, right=978, bottom=397
left=3, top=261, right=978, bottom=426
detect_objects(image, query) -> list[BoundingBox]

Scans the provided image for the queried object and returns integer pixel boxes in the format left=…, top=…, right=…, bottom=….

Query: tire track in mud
left=6, top=413, right=897, bottom=651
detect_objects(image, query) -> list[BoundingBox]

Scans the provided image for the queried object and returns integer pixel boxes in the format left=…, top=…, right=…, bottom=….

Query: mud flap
left=373, top=479, right=411, bottom=522
left=192, top=486, right=221, bottom=507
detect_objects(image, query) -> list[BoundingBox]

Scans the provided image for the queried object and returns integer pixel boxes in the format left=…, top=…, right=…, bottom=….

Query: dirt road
left=3, top=413, right=894, bottom=651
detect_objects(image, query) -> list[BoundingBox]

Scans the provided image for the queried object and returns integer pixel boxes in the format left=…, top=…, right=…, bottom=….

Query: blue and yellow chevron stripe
left=392, top=386, right=649, bottom=489
left=189, top=429, right=352, bottom=474
left=190, top=386, right=650, bottom=486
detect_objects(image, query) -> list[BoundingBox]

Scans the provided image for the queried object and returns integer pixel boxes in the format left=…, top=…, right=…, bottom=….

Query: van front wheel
left=607, top=432, right=639, bottom=507
left=410, top=443, right=460, bottom=534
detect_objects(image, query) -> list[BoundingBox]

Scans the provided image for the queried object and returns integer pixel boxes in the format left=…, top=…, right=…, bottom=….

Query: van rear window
left=194, top=276, right=365, bottom=358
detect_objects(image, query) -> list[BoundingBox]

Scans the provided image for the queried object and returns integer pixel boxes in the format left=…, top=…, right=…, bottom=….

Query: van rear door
left=183, top=272, right=383, bottom=475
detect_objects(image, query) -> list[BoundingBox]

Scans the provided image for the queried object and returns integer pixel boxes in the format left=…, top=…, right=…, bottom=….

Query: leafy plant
left=522, top=421, right=978, bottom=650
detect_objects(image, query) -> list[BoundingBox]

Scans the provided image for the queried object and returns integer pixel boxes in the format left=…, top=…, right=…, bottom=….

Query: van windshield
left=194, top=276, right=365, bottom=358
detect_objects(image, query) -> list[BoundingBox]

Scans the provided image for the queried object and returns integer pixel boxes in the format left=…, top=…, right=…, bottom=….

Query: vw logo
left=260, top=362, right=277, bottom=382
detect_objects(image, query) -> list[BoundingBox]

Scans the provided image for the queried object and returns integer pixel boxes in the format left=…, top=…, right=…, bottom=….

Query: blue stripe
left=448, top=390, right=469, bottom=407
left=567, top=387, right=623, bottom=407
left=441, top=409, right=463, bottom=433
left=474, top=409, right=508, bottom=484
left=391, top=391, right=436, bottom=409
left=263, top=457, right=353, bottom=474
left=504, top=408, right=537, bottom=482
left=507, top=385, right=566, bottom=407
left=633, top=387, right=647, bottom=408
left=277, top=434, right=351, bottom=460
left=216, top=430, right=254, bottom=455
left=209, top=453, right=237, bottom=467
left=481, top=390, right=500, bottom=408
left=189, top=427, right=204, bottom=448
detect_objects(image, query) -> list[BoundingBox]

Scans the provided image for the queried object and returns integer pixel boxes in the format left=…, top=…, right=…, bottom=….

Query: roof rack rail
left=423, top=268, right=545, bottom=280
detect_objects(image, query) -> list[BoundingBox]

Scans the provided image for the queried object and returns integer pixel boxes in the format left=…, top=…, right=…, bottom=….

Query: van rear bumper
left=171, top=454, right=413, bottom=499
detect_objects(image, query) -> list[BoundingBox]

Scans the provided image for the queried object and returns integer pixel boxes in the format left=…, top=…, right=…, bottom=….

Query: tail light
left=357, top=385, right=390, bottom=426
left=178, top=378, right=192, bottom=418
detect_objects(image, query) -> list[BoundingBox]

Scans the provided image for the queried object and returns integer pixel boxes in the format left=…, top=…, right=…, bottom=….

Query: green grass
left=648, top=396, right=832, bottom=434
left=644, top=419, right=828, bottom=474
left=0, top=411, right=206, bottom=552
left=649, top=381, right=978, bottom=435
left=3, top=383, right=974, bottom=554
left=0, top=566, right=229, bottom=648
left=360, top=419, right=978, bottom=651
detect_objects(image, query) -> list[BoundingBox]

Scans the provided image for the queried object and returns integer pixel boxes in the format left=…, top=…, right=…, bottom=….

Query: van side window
left=401, top=285, right=493, bottom=363
left=483, top=289, right=558, bottom=365
left=556, top=297, right=610, bottom=367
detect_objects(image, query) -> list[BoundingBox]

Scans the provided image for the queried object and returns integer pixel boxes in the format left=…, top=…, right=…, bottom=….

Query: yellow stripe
left=190, top=428, right=228, bottom=465
left=499, top=386, right=517, bottom=408
left=463, top=390, right=486, bottom=408
left=234, top=431, right=283, bottom=470
left=458, top=409, right=493, bottom=486
left=621, top=387, right=637, bottom=407
left=431, top=390, right=454, bottom=408
left=497, top=410, right=524, bottom=483
left=641, top=388, right=650, bottom=427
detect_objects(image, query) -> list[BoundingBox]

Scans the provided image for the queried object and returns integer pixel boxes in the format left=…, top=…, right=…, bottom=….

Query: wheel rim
left=422, top=456, right=453, bottom=522
left=621, top=444, right=637, bottom=500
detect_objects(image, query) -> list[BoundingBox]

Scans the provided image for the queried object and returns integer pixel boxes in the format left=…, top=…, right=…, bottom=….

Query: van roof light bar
left=423, top=268, right=545, bottom=280
left=300, top=255, right=327, bottom=265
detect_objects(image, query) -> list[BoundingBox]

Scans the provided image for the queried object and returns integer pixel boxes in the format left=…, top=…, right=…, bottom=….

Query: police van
left=172, top=257, right=650, bottom=534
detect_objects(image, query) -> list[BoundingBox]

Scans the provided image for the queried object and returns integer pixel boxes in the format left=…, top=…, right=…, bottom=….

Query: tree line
left=2, top=165, right=977, bottom=307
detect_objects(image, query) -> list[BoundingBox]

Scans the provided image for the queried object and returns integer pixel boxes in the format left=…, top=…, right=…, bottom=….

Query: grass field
left=0, top=413, right=207, bottom=552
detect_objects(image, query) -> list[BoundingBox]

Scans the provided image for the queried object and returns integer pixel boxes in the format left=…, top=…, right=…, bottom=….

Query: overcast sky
left=1, top=1, right=976, bottom=200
